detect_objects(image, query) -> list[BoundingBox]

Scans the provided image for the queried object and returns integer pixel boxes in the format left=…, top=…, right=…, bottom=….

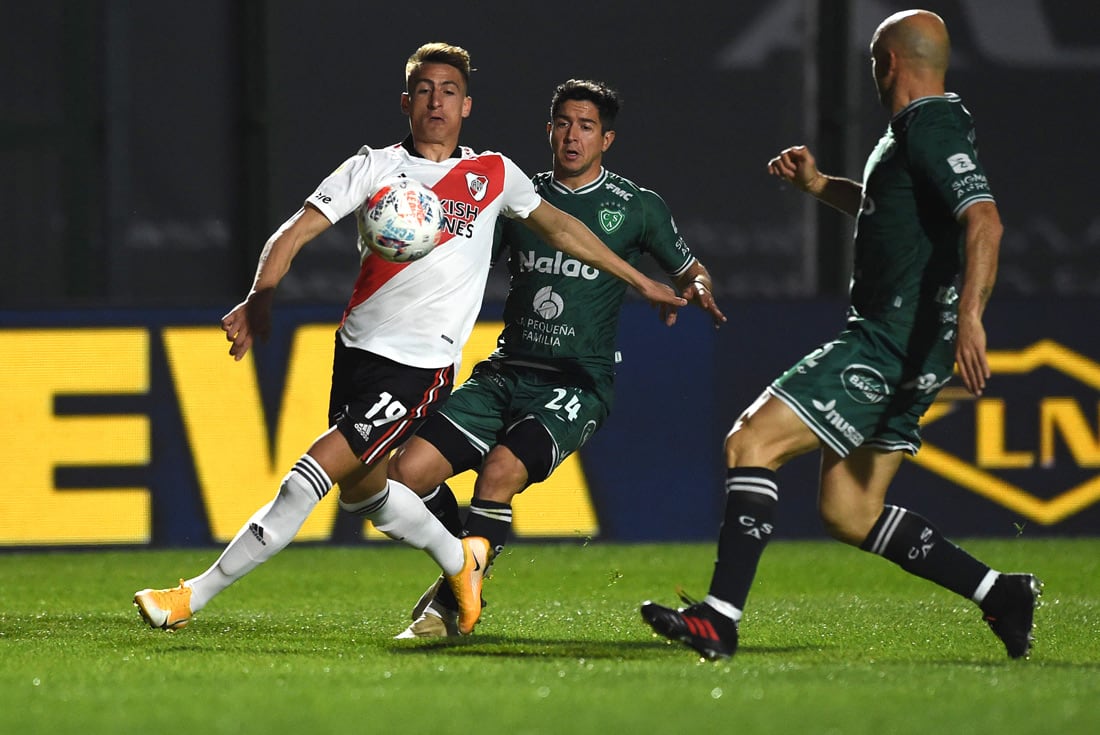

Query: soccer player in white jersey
left=133, top=43, right=686, bottom=635
left=388, top=79, right=727, bottom=638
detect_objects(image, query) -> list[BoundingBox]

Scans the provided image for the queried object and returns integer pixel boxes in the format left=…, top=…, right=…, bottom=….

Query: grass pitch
left=2, top=538, right=1098, bottom=734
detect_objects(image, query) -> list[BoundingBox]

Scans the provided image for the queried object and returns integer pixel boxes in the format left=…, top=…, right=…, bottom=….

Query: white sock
left=340, top=479, right=464, bottom=575
left=703, top=594, right=743, bottom=623
left=187, top=455, right=332, bottom=611
left=971, top=569, right=1000, bottom=605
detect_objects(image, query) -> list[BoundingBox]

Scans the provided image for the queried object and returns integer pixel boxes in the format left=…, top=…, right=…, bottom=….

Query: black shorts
left=328, top=333, right=454, bottom=465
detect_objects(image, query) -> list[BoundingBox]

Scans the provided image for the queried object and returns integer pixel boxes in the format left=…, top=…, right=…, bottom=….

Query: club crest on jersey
left=598, top=207, right=625, bottom=234
left=466, top=173, right=489, bottom=201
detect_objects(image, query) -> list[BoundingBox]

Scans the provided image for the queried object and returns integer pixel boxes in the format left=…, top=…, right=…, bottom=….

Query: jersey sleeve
left=498, top=156, right=543, bottom=220
left=639, top=188, right=695, bottom=277
left=907, top=115, right=995, bottom=219
left=305, top=151, right=379, bottom=224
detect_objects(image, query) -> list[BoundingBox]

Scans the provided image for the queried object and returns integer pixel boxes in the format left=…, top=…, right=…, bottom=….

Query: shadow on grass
left=389, top=636, right=815, bottom=660
left=924, top=657, right=1100, bottom=671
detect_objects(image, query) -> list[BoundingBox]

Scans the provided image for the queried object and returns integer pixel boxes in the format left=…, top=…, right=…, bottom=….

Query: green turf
left=2, top=538, right=1098, bottom=734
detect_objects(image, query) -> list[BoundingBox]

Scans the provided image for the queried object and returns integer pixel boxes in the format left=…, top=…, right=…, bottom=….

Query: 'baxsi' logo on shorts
left=841, top=364, right=889, bottom=404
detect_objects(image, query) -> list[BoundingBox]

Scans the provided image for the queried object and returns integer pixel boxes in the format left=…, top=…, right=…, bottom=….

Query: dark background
left=4, top=0, right=1097, bottom=310
left=3, top=1, right=1099, bottom=543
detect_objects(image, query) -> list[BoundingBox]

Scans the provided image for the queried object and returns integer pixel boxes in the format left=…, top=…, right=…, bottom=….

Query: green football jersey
left=851, top=93, right=995, bottom=340
left=492, top=168, right=694, bottom=399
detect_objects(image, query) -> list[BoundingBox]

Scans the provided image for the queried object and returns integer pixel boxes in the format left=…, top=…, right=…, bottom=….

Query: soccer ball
left=361, top=178, right=445, bottom=263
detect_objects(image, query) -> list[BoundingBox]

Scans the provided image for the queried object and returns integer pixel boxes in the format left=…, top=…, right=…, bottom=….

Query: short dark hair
left=549, top=79, right=620, bottom=131
left=406, top=42, right=473, bottom=91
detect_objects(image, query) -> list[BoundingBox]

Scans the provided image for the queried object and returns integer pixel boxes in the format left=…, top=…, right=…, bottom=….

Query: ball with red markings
left=361, top=178, right=445, bottom=263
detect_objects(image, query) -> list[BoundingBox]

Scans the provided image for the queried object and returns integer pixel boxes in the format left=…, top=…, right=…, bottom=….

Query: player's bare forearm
left=767, top=145, right=862, bottom=217
left=807, top=175, right=864, bottom=217
left=525, top=201, right=686, bottom=308
left=954, top=201, right=1004, bottom=395
left=222, top=205, right=332, bottom=361
left=250, top=205, right=332, bottom=292
left=957, top=201, right=1003, bottom=319
left=524, top=202, right=612, bottom=269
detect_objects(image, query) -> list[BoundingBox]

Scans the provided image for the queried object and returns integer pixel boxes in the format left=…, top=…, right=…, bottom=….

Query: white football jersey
left=307, top=140, right=541, bottom=369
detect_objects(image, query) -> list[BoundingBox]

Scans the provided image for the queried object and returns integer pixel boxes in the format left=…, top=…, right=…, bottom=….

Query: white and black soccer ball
left=361, top=178, right=445, bottom=263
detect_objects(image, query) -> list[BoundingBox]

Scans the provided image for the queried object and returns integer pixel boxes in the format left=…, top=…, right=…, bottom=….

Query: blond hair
left=405, top=42, right=472, bottom=91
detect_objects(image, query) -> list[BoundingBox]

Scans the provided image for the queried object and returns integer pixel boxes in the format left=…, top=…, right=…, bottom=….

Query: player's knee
left=385, top=449, right=419, bottom=488
left=723, top=431, right=744, bottom=467
left=819, top=502, right=877, bottom=546
left=499, top=419, right=555, bottom=484
left=476, top=450, right=528, bottom=503
left=821, top=515, right=861, bottom=545
left=724, top=426, right=769, bottom=468
left=389, top=440, right=451, bottom=495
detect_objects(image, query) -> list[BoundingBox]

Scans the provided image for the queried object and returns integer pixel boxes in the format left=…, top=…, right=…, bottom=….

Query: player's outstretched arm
left=767, top=145, right=863, bottom=217
left=955, top=200, right=1003, bottom=396
left=522, top=200, right=687, bottom=310
left=221, top=205, right=332, bottom=361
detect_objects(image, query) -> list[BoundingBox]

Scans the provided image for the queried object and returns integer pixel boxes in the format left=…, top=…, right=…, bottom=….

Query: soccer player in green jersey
left=642, top=9, right=1041, bottom=661
left=389, top=79, right=727, bottom=638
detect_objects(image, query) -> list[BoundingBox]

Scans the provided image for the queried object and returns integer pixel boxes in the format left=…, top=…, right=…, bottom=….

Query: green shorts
left=437, top=359, right=608, bottom=475
left=768, top=319, right=955, bottom=456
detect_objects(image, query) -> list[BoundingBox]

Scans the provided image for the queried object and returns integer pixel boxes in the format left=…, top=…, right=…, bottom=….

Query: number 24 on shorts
left=545, top=388, right=582, bottom=421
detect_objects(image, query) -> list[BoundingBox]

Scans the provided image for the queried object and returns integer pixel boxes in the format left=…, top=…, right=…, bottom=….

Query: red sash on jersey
left=340, top=155, right=507, bottom=328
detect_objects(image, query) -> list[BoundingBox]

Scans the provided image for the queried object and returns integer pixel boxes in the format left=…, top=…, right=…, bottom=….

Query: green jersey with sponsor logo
left=851, top=93, right=994, bottom=344
left=769, top=94, right=997, bottom=456
left=492, top=168, right=694, bottom=403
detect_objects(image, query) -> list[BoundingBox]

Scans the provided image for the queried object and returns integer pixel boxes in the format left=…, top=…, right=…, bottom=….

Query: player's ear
left=400, top=92, right=411, bottom=116
left=885, top=49, right=899, bottom=77
left=602, top=129, right=616, bottom=152
left=462, top=95, right=473, bottom=119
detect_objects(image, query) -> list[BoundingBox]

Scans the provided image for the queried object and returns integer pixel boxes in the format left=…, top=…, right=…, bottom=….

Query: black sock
left=860, top=505, right=990, bottom=600
left=435, top=498, right=512, bottom=612
left=422, top=482, right=463, bottom=537
left=708, top=468, right=778, bottom=610
left=463, top=497, right=513, bottom=558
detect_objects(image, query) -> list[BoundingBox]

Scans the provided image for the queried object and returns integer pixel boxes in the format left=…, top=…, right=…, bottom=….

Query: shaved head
left=871, top=9, right=950, bottom=75
left=869, top=9, right=950, bottom=110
